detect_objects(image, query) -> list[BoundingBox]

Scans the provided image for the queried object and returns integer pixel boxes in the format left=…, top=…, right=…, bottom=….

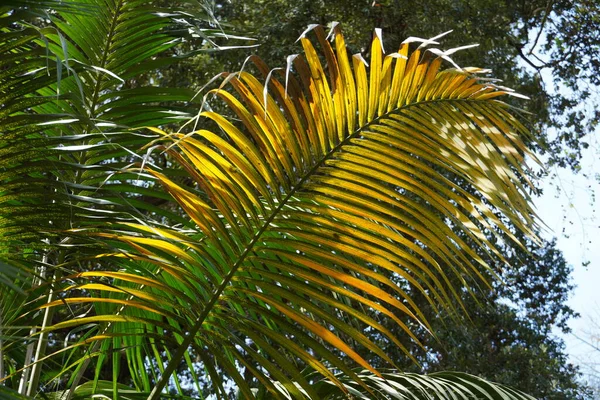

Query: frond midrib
left=87, top=0, right=124, bottom=119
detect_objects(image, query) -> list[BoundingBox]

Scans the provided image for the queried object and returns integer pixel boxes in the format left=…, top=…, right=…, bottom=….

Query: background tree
left=572, top=308, right=600, bottom=398
left=392, top=239, right=584, bottom=398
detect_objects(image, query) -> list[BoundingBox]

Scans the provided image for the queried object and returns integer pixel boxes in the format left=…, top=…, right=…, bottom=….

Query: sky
left=514, top=22, right=600, bottom=388
left=535, top=134, right=600, bottom=388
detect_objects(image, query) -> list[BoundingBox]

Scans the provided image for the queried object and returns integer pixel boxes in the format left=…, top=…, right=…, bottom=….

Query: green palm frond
left=33, top=26, right=538, bottom=398
left=41, top=371, right=535, bottom=400
left=1, top=0, right=248, bottom=252
left=269, top=370, right=536, bottom=400
left=1, top=0, right=246, bottom=396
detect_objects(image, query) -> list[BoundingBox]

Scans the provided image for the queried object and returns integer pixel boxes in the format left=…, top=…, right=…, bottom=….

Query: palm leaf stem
left=16, top=251, right=48, bottom=396
left=25, top=269, right=60, bottom=396
left=0, top=311, right=4, bottom=383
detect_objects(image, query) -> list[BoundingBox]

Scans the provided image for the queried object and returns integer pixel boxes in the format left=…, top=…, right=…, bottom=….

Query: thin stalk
left=18, top=249, right=63, bottom=396
left=0, top=309, right=4, bottom=383
left=18, top=253, right=47, bottom=395
left=19, top=334, right=37, bottom=395
left=17, top=330, right=35, bottom=393
left=26, top=269, right=59, bottom=397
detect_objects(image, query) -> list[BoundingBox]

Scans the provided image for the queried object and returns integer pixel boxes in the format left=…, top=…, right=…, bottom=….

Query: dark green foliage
left=0, top=1, right=241, bottom=395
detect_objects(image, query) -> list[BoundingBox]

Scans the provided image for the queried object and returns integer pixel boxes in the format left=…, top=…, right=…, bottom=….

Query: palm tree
left=2, top=2, right=539, bottom=398
left=0, top=0, right=240, bottom=396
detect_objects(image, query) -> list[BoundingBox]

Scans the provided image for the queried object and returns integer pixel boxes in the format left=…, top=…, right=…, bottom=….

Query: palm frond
left=39, top=26, right=539, bottom=398
left=0, top=1, right=176, bottom=249
left=1, top=0, right=240, bottom=251
left=35, top=371, right=536, bottom=400
left=1, top=0, right=242, bottom=395
left=266, top=370, right=536, bottom=400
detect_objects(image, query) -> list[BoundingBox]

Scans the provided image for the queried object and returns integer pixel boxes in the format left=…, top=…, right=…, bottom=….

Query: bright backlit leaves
left=48, top=26, right=538, bottom=399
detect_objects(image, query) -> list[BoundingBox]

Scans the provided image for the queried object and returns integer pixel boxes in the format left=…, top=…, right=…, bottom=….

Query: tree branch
left=510, top=38, right=547, bottom=70
left=528, top=0, right=555, bottom=55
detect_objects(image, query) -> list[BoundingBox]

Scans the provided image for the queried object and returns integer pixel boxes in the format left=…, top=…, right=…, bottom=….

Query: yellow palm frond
left=48, top=26, right=539, bottom=399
